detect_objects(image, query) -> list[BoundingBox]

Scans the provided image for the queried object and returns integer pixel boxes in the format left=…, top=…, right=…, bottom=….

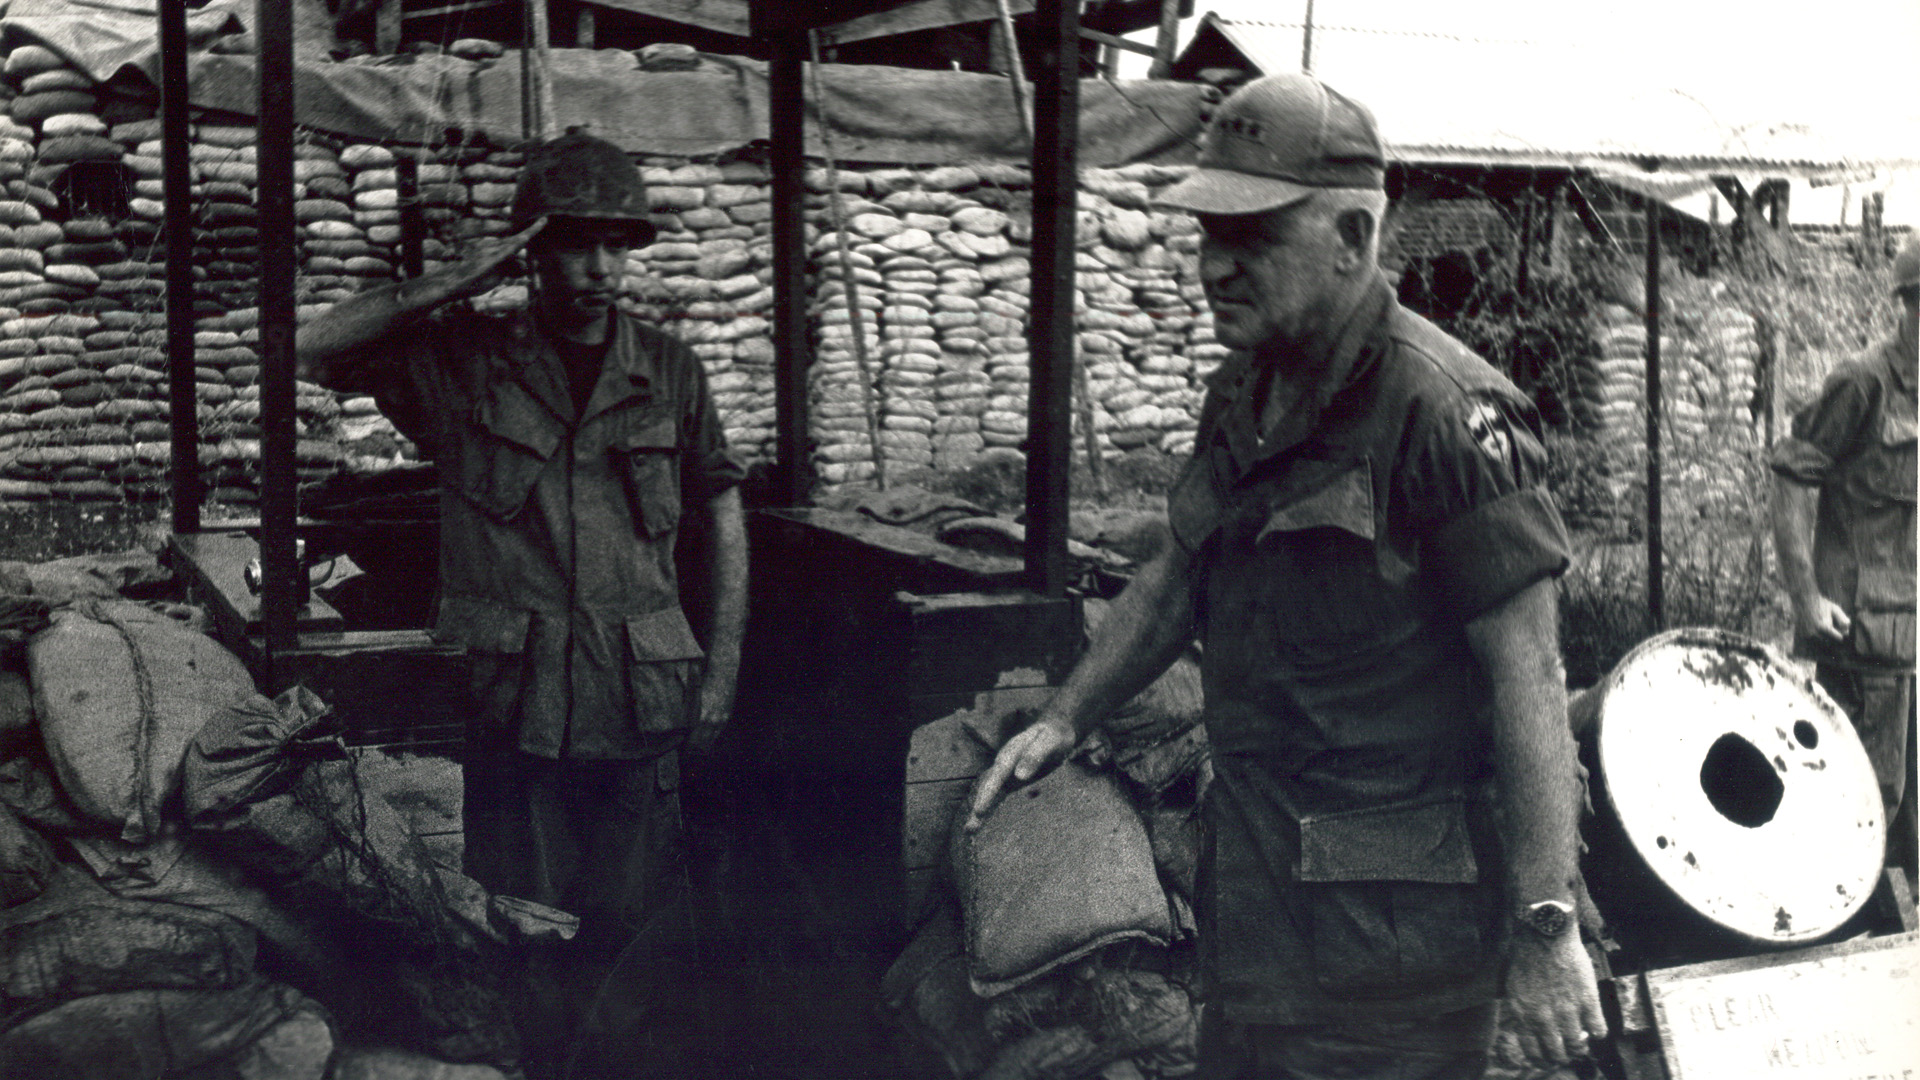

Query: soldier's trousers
left=464, top=746, right=705, bottom=1080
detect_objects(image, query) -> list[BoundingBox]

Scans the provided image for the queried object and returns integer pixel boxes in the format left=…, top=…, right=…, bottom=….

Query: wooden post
left=158, top=0, right=199, bottom=533
left=768, top=31, right=812, bottom=506
left=396, top=155, right=425, bottom=279
left=1300, top=0, right=1315, bottom=73
left=1147, top=0, right=1181, bottom=79
left=256, top=0, right=299, bottom=654
left=993, top=0, right=1033, bottom=143
left=575, top=2, right=595, bottom=47
left=1642, top=176, right=1663, bottom=630
left=1024, top=0, right=1078, bottom=598
left=527, top=0, right=555, bottom=138
left=374, top=0, right=401, bottom=54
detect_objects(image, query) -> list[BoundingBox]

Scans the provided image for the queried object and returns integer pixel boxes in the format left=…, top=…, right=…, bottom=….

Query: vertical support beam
left=1024, top=0, right=1077, bottom=598
left=256, top=0, right=299, bottom=655
left=1147, top=0, right=1181, bottom=78
left=396, top=154, right=425, bottom=279
left=528, top=0, right=555, bottom=137
left=374, top=0, right=402, bottom=54
left=1300, top=0, right=1315, bottom=73
left=158, top=0, right=198, bottom=534
left=768, top=32, right=812, bottom=507
left=1642, top=181, right=1664, bottom=630
left=575, top=2, right=595, bottom=48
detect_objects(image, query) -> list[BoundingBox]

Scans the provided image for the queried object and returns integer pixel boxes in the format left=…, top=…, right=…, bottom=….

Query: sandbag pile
left=0, top=35, right=1240, bottom=504
left=779, top=163, right=1221, bottom=485
left=1578, top=299, right=1760, bottom=453
left=621, top=158, right=780, bottom=468
left=0, top=579, right=551, bottom=1078
left=886, top=649, right=1206, bottom=1080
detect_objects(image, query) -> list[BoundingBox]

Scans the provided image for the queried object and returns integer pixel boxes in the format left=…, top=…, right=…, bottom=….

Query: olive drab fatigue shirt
left=1770, top=327, right=1917, bottom=672
left=1167, top=280, right=1571, bottom=1025
left=335, top=307, right=744, bottom=759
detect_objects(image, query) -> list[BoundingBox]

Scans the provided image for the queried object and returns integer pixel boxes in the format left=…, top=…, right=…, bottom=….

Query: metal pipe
left=256, top=0, right=299, bottom=654
left=1023, top=0, right=1078, bottom=598
left=770, top=33, right=813, bottom=505
left=1643, top=174, right=1664, bottom=629
left=158, top=0, right=198, bottom=533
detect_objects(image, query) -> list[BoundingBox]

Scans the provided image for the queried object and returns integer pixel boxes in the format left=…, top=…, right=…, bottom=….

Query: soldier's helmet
left=512, top=128, right=656, bottom=246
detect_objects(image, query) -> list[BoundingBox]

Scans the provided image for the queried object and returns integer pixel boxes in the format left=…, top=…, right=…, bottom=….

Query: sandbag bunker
left=0, top=553, right=573, bottom=1080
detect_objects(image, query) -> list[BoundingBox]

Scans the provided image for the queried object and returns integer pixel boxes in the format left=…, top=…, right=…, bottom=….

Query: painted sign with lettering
left=1646, top=932, right=1920, bottom=1080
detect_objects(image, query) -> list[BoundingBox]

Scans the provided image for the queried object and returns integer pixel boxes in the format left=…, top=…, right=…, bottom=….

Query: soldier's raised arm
left=295, top=216, right=545, bottom=386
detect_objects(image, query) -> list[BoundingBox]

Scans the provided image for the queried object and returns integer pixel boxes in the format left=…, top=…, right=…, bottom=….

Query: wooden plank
left=578, top=0, right=749, bottom=35
left=761, top=509, right=1026, bottom=588
left=170, top=532, right=345, bottom=640
left=818, top=0, right=1033, bottom=45
left=903, top=776, right=972, bottom=872
left=900, top=590, right=1081, bottom=698
left=1644, top=931, right=1920, bottom=1080
left=1079, top=27, right=1154, bottom=56
left=271, top=630, right=470, bottom=741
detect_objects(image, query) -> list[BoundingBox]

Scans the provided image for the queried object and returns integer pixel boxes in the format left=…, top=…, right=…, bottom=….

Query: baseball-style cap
left=1156, top=72, right=1386, bottom=216
left=1895, top=230, right=1919, bottom=291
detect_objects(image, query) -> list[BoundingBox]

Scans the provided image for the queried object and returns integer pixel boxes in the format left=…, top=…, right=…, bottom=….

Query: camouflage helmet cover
left=512, top=129, right=656, bottom=245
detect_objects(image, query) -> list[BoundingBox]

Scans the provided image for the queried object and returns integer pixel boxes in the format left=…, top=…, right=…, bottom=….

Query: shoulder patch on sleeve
left=1465, top=400, right=1514, bottom=465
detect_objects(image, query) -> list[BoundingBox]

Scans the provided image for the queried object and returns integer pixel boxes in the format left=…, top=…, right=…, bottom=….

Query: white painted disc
left=1595, top=628, right=1884, bottom=945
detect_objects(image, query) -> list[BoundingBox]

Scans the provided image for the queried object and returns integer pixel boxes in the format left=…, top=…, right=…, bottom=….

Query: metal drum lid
left=1595, top=628, right=1884, bottom=946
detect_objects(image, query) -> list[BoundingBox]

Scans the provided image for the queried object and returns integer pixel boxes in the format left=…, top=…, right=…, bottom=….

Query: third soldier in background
left=1771, top=230, right=1919, bottom=885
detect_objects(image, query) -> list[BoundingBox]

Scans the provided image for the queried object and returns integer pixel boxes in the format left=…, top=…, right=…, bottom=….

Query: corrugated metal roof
left=1189, top=14, right=1918, bottom=177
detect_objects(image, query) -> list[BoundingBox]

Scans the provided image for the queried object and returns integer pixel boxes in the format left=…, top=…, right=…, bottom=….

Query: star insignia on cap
left=1218, top=116, right=1264, bottom=140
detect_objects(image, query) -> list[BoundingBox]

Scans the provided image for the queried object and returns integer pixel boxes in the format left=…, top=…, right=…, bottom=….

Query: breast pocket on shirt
left=613, top=419, right=682, bottom=539
left=1255, top=462, right=1412, bottom=664
left=457, top=386, right=559, bottom=522
left=1293, top=800, right=1495, bottom=999
left=625, top=606, right=705, bottom=734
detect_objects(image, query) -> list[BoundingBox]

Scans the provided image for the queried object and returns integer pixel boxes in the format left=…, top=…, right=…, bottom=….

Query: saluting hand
left=401, top=216, right=546, bottom=311
left=963, top=712, right=1077, bottom=832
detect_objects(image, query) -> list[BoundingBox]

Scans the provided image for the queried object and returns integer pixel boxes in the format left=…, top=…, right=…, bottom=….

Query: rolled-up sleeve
left=1770, top=365, right=1873, bottom=486
left=1413, top=393, right=1571, bottom=619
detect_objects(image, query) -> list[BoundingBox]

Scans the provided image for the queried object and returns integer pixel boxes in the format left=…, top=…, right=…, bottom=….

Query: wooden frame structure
left=161, top=0, right=1168, bottom=675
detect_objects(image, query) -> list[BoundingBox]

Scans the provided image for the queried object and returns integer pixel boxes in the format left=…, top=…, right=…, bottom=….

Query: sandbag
left=331, top=1047, right=513, bottom=1080
left=1, top=864, right=255, bottom=1012
left=0, top=980, right=311, bottom=1080
left=29, top=600, right=256, bottom=843
left=956, top=758, right=1172, bottom=995
left=0, top=800, right=52, bottom=906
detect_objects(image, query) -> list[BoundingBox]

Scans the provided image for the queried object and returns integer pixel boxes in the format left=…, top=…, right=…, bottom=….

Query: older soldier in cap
left=298, top=130, right=745, bottom=1080
left=969, top=75, right=1603, bottom=1077
left=1772, top=231, right=1919, bottom=882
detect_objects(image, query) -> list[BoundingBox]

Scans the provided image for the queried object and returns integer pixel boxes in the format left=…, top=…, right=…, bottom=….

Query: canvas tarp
left=0, top=0, right=1208, bottom=165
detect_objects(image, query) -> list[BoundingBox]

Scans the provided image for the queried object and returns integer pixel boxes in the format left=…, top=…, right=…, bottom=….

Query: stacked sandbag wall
left=0, top=41, right=1240, bottom=505
left=1577, top=297, right=1761, bottom=454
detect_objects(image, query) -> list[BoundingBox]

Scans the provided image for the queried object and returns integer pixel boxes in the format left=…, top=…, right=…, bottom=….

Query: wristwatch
left=1515, top=900, right=1576, bottom=939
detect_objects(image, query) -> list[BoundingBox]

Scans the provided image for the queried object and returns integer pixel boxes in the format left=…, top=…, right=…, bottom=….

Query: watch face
left=1526, top=902, right=1574, bottom=938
